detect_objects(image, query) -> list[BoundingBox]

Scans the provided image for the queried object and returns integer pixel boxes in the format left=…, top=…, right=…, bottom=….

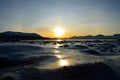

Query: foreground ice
left=0, top=39, right=120, bottom=80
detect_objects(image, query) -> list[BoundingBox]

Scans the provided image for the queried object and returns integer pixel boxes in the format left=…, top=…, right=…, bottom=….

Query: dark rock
left=18, top=68, right=45, bottom=80
left=82, top=49, right=101, bottom=55
left=0, top=76, right=17, bottom=80
left=116, top=39, right=120, bottom=45
left=0, top=44, right=43, bottom=54
left=109, top=49, right=115, bottom=52
left=59, top=44, right=70, bottom=48
left=102, top=43, right=116, bottom=48
left=18, top=62, right=120, bottom=80
left=69, top=45, right=88, bottom=49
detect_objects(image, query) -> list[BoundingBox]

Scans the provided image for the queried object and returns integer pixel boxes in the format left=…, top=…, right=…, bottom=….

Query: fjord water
left=0, top=39, right=120, bottom=79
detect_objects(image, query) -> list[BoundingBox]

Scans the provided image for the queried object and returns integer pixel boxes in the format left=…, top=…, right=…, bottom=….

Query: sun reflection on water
left=54, top=54, right=70, bottom=67
left=36, top=54, right=72, bottom=69
left=56, top=39, right=62, bottom=42
left=55, top=44, right=61, bottom=48
left=58, top=59, right=69, bottom=67
left=53, top=50, right=60, bottom=54
left=55, top=55, right=62, bottom=58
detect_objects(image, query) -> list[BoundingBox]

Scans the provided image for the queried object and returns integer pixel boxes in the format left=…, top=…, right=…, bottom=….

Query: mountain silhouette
left=0, top=31, right=48, bottom=41
left=70, top=34, right=120, bottom=39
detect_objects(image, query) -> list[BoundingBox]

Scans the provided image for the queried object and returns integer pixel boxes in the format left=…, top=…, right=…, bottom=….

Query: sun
left=54, top=27, right=64, bottom=37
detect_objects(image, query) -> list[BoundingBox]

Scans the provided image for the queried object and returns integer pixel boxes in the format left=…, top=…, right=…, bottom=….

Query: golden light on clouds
left=30, top=24, right=111, bottom=38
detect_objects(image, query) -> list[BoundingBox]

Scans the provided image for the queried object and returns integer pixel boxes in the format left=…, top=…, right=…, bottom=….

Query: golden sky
left=0, top=0, right=120, bottom=38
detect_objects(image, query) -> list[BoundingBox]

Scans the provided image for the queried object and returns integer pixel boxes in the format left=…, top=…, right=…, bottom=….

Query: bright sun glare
left=59, top=59, right=68, bottom=66
left=54, top=27, right=64, bottom=37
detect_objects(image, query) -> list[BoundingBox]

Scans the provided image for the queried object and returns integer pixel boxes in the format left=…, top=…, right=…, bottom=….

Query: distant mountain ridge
left=0, top=31, right=48, bottom=41
left=1, top=31, right=120, bottom=41
left=70, top=34, right=120, bottom=39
